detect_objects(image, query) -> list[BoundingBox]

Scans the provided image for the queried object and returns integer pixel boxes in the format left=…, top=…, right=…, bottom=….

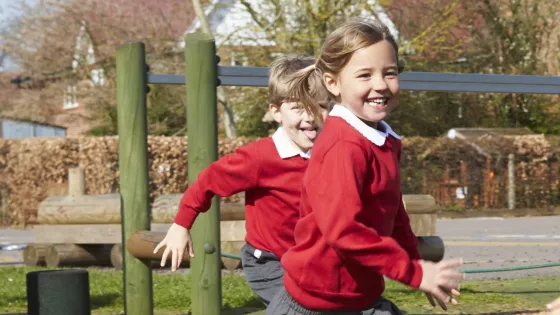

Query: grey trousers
left=241, top=243, right=285, bottom=306
left=266, top=286, right=404, bottom=315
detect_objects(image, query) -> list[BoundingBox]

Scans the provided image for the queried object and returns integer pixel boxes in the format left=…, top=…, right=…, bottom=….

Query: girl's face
left=323, top=40, right=400, bottom=126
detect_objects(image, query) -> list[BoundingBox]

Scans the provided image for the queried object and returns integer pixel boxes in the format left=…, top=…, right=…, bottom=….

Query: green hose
left=219, top=253, right=560, bottom=274
left=463, top=262, right=560, bottom=274
left=221, top=253, right=242, bottom=260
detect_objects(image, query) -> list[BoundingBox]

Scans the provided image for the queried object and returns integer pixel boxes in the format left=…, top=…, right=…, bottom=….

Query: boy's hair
left=268, top=54, right=329, bottom=108
left=288, top=18, right=403, bottom=122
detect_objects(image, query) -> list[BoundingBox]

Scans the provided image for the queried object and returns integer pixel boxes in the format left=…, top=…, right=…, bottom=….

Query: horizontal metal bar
left=402, top=71, right=560, bottom=86
left=400, top=82, right=559, bottom=94
left=148, top=67, right=560, bottom=95
left=218, top=66, right=268, bottom=77
left=148, top=74, right=185, bottom=85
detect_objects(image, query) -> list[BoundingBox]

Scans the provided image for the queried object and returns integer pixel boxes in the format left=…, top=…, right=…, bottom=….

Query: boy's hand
left=153, top=223, right=194, bottom=272
left=418, top=259, right=464, bottom=311
left=547, top=297, right=560, bottom=314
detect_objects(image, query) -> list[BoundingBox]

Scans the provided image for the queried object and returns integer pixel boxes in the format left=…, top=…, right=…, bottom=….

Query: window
left=63, top=85, right=79, bottom=109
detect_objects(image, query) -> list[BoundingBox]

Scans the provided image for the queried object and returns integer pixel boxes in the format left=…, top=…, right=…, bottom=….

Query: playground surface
left=0, top=266, right=558, bottom=315
left=1, top=216, right=559, bottom=314
left=3, top=216, right=560, bottom=279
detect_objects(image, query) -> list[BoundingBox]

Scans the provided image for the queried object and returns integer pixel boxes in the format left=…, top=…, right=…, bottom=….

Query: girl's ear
left=268, top=103, right=283, bottom=124
left=323, top=72, right=340, bottom=97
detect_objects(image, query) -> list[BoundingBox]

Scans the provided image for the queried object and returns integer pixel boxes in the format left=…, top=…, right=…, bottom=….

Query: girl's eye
left=358, top=73, right=370, bottom=78
left=386, top=71, right=398, bottom=77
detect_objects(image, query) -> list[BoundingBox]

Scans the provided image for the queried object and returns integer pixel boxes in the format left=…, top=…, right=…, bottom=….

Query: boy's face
left=269, top=101, right=329, bottom=152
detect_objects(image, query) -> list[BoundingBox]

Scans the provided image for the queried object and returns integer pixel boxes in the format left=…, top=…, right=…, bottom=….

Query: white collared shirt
left=328, top=104, right=401, bottom=146
left=272, top=127, right=311, bottom=160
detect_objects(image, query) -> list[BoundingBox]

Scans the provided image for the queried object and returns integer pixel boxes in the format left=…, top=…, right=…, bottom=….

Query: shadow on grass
left=91, top=293, right=121, bottom=310
left=223, top=296, right=265, bottom=315
left=403, top=312, right=545, bottom=315
left=390, top=287, right=560, bottom=295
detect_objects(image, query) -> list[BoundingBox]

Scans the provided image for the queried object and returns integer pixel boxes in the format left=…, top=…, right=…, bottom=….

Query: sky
left=0, top=0, right=38, bottom=72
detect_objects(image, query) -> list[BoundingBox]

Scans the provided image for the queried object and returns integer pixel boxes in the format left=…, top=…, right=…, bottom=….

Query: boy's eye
left=358, top=73, right=371, bottom=78
left=386, top=71, right=398, bottom=77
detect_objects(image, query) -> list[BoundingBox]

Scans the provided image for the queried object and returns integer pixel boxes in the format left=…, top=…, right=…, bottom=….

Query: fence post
left=116, top=41, right=153, bottom=315
left=184, top=32, right=221, bottom=315
left=508, top=153, right=515, bottom=210
left=1, top=185, right=8, bottom=225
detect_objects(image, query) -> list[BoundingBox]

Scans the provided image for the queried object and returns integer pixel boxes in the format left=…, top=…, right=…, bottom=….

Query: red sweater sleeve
left=391, top=197, right=422, bottom=260
left=174, top=143, right=260, bottom=229
left=308, top=141, right=422, bottom=288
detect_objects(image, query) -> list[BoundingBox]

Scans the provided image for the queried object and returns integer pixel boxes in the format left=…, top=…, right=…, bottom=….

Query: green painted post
left=184, top=32, right=221, bottom=315
left=116, top=41, right=153, bottom=315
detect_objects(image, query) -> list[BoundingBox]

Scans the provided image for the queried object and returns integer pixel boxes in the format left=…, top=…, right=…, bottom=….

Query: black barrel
left=26, top=269, right=91, bottom=315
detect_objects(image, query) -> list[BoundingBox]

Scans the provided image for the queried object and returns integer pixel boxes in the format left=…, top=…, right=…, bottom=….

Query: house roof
left=183, top=0, right=400, bottom=47
left=0, top=115, right=67, bottom=130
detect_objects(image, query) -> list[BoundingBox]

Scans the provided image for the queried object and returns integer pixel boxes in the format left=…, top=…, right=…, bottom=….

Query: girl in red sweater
left=267, top=19, right=465, bottom=315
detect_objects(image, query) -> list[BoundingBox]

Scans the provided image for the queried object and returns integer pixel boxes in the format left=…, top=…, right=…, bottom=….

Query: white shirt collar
left=328, top=104, right=401, bottom=146
left=272, top=127, right=311, bottom=159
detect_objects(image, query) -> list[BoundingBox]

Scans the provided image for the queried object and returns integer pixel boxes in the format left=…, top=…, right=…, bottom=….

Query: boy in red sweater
left=153, top=54, right=330, bottom=305
left=266, top=19, right=464, bottom=315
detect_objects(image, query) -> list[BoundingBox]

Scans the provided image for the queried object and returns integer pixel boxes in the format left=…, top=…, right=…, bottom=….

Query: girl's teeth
left=368, top=99, right=386, bottom=105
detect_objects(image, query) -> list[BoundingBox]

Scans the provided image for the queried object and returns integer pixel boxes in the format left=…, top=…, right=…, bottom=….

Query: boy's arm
left=174, top=143, right=260, bottom=229
left=391, top=198, right=422, bottom=260
left=309, top=141, right=423, bottom=288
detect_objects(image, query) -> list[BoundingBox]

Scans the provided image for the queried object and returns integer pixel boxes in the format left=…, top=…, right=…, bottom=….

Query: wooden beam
left=32, top=222, right=246, bottom=244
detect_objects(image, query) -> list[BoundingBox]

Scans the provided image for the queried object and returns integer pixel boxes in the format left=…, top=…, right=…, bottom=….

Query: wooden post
left=0, top=185, right=8, bottom=225
left=116, top=42, right=153, bottom=315
left=68, top=167, right=85, bottom=196
left=508, top=153, right=515, bottom=210
left=184, top=32, right=221, bottom=315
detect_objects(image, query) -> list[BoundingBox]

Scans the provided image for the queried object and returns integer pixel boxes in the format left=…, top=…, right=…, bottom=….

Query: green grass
left=1, top=266, right=558, bottom=315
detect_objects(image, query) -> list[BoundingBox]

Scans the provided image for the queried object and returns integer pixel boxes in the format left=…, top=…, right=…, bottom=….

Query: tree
left=0, top=0, right=195, bottom=135
left=386, top=0, right=559, bottom=135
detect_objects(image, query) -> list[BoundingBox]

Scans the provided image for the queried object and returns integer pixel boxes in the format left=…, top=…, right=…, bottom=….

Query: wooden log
left=402, top=195, right=437, bottom=213
left=45, top=244, right=112, bottom=267
left=38, top=194, right=245, bottom=225
left=23, top=244, right=50, bottom=266
left=36, top=194, right=433, bottom=226
left=403, top=195, right=438, bottom=236
left=152, top=194, right=245, bottom=223
left=110, top=244, right=123, bottom=270
left=126, top=231, right=191, bottom=266
left=110, top=242, right=189, bottom=270
left=68, top=167, right=85, bottom=196
left=127, top=231, right=247, bottom=270
left=37, top=194, right=121, bottom=224
left=32, top=222, right=246, bottom=244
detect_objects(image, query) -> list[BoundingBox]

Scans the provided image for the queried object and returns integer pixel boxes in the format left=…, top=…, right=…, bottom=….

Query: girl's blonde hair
left=290, top=18, right=404, bottom=123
